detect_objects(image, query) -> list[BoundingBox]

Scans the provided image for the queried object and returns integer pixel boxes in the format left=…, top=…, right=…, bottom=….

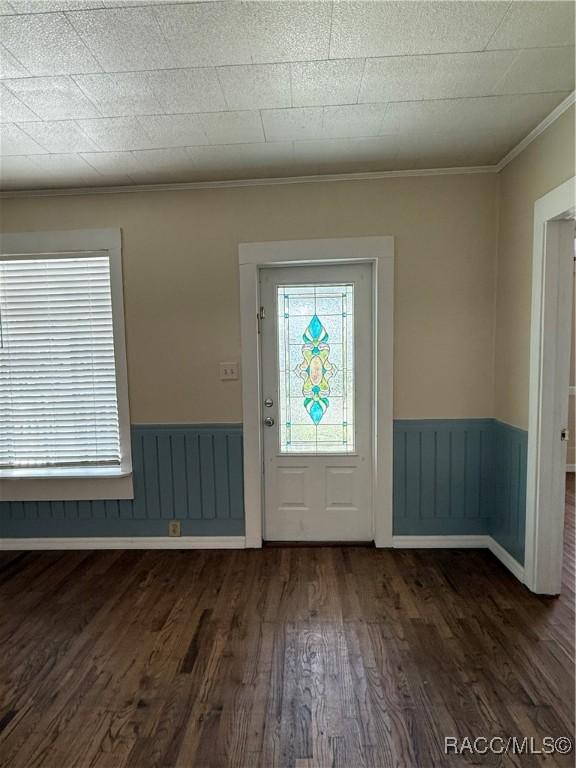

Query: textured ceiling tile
left=77, top=116, right=155, bottom=151
left=359, top=50, right=516, bottom=103
left=242, top=1, right=331, bottom=63
left=80, top=149, right=141, bottom=178
left=20, top=119, right=101, bottom=152
left=129, top=147, right=199, bottom=182
left=67, top=7, right=177, bottom=72
left=322, top=103, right=390, bottom=139
left=493, top=46, right=575, bottom=95
left=10, top=1, right=104, bottom=11
left=154, top=2, right=251, bottom=67
left=217, top=64, right=291, bottom=110
left=0, top=83, right=39, bottom=122
left=0, top=155, right=48, bottom=188
left=261, top=106, right=324, bottom=142
left=330, top=1, right=508, bottom=58
left=291, top=59, right=366, bottom=107
left=487, top=1, right=575, bottom=50
left=381, top=93, right=571, bottom=148
left=0, top=12, right=101, bottom=75
left=0, top=122, right=47, bottom=154
left=4, top=76, right=100, bottom=119
left=0, top=1, right=15, bottom=14
left=186, top=142, right=295, bottom=181
left=140, top=113, right=208, bottom=148
left=25, top=152, right=111, bottom=185
left=73, top=72, right=163, bottom=117
left=198, top=110, right=265, bottom=144
left=148, top=68, right=226, bottom=114
left=0, top=44, right=29, bottom=78
left=293, top=136, right=404, bottom=173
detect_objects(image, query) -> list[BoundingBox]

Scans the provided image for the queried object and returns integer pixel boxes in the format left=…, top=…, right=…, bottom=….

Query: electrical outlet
left=168, top=520, right=181, bottom=537
left=219, top=362, right=239, bottom=380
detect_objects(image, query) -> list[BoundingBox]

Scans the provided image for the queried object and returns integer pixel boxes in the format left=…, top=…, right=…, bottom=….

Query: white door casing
left=260, top=263, right=373, bottom=541
left=526, top=176, right=575, bottom=594
left=238, top=237, right=394, bottom=549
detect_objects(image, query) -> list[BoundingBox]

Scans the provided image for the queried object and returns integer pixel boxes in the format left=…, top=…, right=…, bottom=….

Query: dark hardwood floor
left=0, top=483, right=574, bottom=768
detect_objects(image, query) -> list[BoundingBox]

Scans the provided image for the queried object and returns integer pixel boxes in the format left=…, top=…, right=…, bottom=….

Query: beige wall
left=0, top=173, right=498, bottom=423
left=493, top=106, right=576, bottom=429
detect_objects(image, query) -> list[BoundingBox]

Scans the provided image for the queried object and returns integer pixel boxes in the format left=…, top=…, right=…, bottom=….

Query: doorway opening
left=239, top=237, right=394, bottom=548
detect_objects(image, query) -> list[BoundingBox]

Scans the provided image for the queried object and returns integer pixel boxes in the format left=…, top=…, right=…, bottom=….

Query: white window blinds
left=0, top=254, right=121, bottom=470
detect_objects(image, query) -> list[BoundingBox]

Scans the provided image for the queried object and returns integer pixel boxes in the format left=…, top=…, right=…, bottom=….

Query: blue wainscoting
left=393, top=418, right=528, bottom=565
left=490, top=420, right=528, bottom=565
left=0, top=424, right=245, bottom=538
left=1, top=420, right=527, bottom=563
left=393, top=419, right=494, bottom=536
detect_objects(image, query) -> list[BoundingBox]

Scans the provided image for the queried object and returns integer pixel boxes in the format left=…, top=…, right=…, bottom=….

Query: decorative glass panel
left=277, top=284, right=355, bottom=454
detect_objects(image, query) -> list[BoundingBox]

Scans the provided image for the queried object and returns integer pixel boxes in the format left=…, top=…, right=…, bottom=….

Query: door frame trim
left=239, top=237, right=394, bottom=548
left=525, top=176, right=575, bottom=594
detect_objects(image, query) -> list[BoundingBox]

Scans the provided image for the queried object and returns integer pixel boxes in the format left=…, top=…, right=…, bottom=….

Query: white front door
left=260, top=263, right=373, bottom=541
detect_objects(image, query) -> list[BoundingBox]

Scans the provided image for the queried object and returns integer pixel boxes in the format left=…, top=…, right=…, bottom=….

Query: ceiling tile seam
left=257, top=109, right=268, bottom=143
left=0, top=45, right=572, bottom=83
left=481, top=1, right=514, bottom=52
left=288, top=62, right=294, bottom=109
left=214, top=67, right=231, bottom=111
left=355, top=58, right=368, bottom=105
left=0, top=41, right=30, bottom=78
left=10, top=122, right=52, bottom=154
left=80, top=151, right=139, bottom=185
left=490, top=49, right=525, bottom=95
left=63, top=9, right=107, bottom=76
left=1, top=84, right=43, bottom=122
left=6, top=89, right=561, bottom=125
left=70, top=74, right=106, bottom=119
left=327, top=0, right=335, bottom=61
left=150, top=3, right=179, bottom=67
left=60, top=11, right=104, bottom=76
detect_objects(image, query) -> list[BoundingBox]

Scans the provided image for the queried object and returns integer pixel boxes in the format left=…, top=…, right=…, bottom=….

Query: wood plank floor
left=0, top=485, right=573, bottom=768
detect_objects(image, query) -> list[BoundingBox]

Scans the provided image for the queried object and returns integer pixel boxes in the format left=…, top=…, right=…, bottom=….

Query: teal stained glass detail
left=296, top=314, right=336, bottom=425
left=276, top=283, right=355, bottom=454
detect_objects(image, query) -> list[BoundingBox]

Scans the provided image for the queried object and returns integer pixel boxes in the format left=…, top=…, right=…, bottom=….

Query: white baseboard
left=487, top=538, right=525, bottom=583
left=0, top=536, right=246, bottom=551
left=392, top=535, right=489, bottom=548
left=392, top=534, right=525, bottom=584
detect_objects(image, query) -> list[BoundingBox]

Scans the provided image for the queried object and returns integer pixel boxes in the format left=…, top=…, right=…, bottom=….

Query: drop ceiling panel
left=0, top=83, right=39, bottom=122
left=0, top=0, right=573, bottom=190
left=20, top=119, right=100, bottom=153
left=4, top=76, right=101, bottom=119
left=217, top=64, right=291, bottom=111
left=359, top=51, right=518, bottom=103
left=242, top=1, right=332, bottom=64
left=77, top=116, right=155, bottom=151
left=66, top=7, right=177, bottom=72
left=329, top=1, right=509, bottom=59
left=493, top=47, right=575, bottom=95
left=381, top=93, right=570, bottom=146
left=72, top=72, right=164, bottom=117
left=0, top=122, right=47, bottom=154
left=487, top=1, right=575, bottom=50
left=148, top=68, right=227, bottom=114
left=291, top=59, right=365, bottom=107
left=154, top=3, right=252, bottom=67
left=0, top=13, right=101, bottom=75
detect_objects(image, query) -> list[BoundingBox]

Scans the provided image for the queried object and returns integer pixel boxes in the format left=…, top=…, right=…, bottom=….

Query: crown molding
left=496, top=91, right=575, bottom=172
left=1, top=92, right=573, bottom=199
left=0, top=164, right=497, bottom=199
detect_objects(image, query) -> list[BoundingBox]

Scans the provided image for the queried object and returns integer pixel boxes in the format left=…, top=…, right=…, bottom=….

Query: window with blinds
left=0, top=254, right=121, bottom=470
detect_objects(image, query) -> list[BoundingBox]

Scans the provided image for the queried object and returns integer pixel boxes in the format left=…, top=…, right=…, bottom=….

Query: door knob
left=264, top=416, right=275, bottom=427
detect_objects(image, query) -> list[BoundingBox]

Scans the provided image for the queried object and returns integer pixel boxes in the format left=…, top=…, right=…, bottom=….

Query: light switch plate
left=219, top=362, right=239, bottom=380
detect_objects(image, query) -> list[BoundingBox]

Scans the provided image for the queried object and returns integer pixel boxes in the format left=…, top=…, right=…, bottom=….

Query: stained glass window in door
left=277, top=284, right=355, bottom=454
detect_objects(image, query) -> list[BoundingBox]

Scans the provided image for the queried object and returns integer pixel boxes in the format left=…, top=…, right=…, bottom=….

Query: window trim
left=0, top=229, right=133, bottom=501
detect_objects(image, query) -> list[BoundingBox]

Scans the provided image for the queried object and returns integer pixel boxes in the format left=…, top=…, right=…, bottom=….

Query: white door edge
left=239, top=237, right=394, bottom=549
left=526, top=176, right=575, bottom=594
